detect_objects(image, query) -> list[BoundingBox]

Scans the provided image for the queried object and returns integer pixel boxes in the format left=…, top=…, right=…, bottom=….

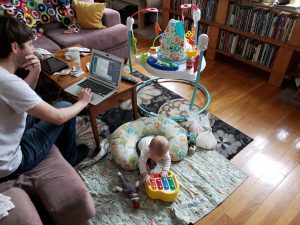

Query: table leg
left=87, top=108, right=100, bottom=149
left=132, top=86, right=138, bottom=119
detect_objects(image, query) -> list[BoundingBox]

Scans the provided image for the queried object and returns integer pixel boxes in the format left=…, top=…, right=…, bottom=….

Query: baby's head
left=149, top=136, right=170, bottom=162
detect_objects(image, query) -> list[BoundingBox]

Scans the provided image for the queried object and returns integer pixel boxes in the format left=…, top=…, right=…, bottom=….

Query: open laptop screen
left=90, top=52, right=122, bottom=86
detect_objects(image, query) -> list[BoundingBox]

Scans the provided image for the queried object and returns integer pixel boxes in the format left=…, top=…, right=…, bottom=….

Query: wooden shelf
left=215, top=49, right=272, bottom=72
left=229, top=0, right=300, bottom=16
left=219, top=25, right=291, bottom=49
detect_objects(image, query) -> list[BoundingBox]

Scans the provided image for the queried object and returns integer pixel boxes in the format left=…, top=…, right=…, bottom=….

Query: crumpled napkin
left=0, top=193, right=15, bottom=220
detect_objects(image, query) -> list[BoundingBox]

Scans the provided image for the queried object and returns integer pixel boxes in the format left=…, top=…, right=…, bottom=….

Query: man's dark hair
left=0, top=15, right=34, bottom=59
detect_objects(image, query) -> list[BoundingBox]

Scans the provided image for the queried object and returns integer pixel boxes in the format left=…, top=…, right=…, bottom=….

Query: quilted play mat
left=76, top=138, right=248, bottom=225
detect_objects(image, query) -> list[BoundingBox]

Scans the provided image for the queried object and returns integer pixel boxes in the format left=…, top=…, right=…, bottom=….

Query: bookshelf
left=162, top=0, right=300, bottom=87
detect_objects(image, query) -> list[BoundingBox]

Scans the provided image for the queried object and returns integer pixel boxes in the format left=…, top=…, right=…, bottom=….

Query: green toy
left=131, top=32, right=138, bottom=54
left=140, top=53, right=148, bottom=64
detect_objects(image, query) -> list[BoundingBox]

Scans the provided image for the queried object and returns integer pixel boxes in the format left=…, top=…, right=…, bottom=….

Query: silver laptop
left=65, top=49, right=124, bottom=105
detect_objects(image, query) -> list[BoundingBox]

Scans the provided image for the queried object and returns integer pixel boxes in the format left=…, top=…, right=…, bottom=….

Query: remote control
left=121, top=75, right=138, bottom=84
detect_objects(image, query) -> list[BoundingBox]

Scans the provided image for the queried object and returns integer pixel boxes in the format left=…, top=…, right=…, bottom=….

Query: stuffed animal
left=188, top=112, right=217, bottom=151
left=112, top=172, right=141, bottom=209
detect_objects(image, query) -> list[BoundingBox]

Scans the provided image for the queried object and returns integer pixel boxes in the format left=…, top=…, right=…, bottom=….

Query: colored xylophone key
left=155, top=178, right=163, bottom=190
left=167, top=176, right=176, bottom=190
left=150, top=179, right=157, bottom=189
left=162, top=178, right=169, bottom=190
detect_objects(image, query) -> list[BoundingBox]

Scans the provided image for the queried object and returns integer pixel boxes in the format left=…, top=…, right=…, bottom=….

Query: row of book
left=171, top=0, right=219, bottom=22
left=219, top=30, right=277, bottom=68
left=226, top=3, right=297, bottom=41
left=171, top=14, right=210, bottom=35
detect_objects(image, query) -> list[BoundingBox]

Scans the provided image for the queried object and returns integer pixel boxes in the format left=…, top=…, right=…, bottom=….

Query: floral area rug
left=77, top=70, right=253, bottom=160
left=76, top=138, right=248, bottom=225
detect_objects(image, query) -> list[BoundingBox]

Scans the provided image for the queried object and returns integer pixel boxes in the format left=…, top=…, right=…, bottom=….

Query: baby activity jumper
left=126, top=3, right=211, bottom=121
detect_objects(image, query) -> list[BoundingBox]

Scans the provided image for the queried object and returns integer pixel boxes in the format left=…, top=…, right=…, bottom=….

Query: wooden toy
left=145, top=171, right=179, bottom=202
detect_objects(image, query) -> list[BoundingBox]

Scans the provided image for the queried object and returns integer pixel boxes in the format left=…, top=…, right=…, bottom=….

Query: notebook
left=64, top=49, right=124, bottom=105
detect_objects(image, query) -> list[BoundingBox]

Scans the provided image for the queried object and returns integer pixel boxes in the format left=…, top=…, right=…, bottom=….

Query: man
left=0, top=15, right=93, bottom=182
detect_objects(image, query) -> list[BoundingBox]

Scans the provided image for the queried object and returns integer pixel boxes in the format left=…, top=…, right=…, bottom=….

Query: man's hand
left=160, top=170, right=168, bottom=178
left=21, top=54, right=41, bottom=74
left=77, top=88, right=92, bottom=106
left=21, top=54, right=41, bottom=89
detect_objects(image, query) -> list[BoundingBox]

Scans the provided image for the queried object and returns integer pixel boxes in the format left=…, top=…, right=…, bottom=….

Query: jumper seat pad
left=109, top=117, right=188, bottom=170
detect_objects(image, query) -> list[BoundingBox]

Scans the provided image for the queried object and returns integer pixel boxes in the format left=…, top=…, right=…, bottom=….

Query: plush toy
left=112, top=172, right=140, bottom=209
left=188, top=112, right=217, bottom=151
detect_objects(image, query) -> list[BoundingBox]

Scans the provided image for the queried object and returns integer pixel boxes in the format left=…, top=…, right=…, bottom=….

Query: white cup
left=68, top=48, right=81, bottom=72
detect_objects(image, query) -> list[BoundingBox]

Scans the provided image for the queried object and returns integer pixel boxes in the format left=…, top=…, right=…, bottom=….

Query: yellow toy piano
left=145, top=171, right=180, bottom=202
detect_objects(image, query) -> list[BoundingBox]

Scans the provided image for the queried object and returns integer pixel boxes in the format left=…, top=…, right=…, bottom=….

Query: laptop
left=65, top=49, right=124, bottom=105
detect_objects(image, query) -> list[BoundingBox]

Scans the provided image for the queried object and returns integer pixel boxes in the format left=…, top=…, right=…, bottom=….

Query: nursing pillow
left=109, top=117, right=188, bottom=170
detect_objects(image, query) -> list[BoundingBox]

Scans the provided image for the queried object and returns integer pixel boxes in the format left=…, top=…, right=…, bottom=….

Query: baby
left=137, top=135, right=171, bottom=183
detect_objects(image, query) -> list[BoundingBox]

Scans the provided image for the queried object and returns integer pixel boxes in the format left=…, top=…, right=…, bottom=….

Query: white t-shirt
left=138, top=136, right=171, bottom=174
left=0, top=67, right=42, bottom=178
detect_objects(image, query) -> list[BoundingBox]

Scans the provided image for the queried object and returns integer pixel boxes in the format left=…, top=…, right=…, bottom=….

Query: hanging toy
left=126, top=8, right=159, bottom=74
left=154, top=10, right=161, bottom=36
left=185, top=30, right=194, bottom=46
left=181, top=3, right=201, bottom=45
left=131, top=32, right=138, bottom=54
left=150, top=34, right=161, bottom=54
left=155, top=22, right=161, bottom=36
left=194, top=54, right=200, bottom=73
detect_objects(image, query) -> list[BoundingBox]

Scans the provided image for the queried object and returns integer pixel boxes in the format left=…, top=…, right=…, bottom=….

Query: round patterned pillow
left=109, top=117, right=188, bottom=170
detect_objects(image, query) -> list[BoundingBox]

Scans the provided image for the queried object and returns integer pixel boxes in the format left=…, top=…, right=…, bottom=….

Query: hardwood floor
left=134, top=35, right=300, bottom=225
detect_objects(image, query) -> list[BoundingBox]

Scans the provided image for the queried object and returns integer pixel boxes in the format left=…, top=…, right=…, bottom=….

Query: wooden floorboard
left=135, top=35, right=300, bottom=225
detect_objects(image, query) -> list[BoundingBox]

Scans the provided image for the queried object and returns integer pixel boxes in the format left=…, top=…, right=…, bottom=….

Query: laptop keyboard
left=78, top=79, right=113, bottom=96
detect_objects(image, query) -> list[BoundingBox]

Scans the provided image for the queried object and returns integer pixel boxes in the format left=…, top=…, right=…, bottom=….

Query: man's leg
left=17, top=101, right=78, bottom=174
left=51, top=101, right=77, bottom=164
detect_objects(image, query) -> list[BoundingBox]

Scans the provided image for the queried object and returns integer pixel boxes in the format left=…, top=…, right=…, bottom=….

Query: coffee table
left=41, top=48, right=140, bottom=149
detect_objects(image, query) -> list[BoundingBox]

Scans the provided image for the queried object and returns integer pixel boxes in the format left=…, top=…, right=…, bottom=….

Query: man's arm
left=28, top=88, right=92, bottom=125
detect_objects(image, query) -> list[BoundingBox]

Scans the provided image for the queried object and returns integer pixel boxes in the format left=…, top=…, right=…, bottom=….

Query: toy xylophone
left=145, top=171, right=179, bottom=202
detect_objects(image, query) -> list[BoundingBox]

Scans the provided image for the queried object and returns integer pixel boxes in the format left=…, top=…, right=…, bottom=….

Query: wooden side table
left=41, top=48, right=140, bottom=149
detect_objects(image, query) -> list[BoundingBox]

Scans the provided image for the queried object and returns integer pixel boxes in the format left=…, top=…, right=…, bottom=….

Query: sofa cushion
left=44, top=23, right=127, bottom=53
left=1, top=0, right=78, bottom=34
left=0, top=188, right=43, bottom=225
left=33, top=35, right=61, bottom=52
left=102, top=8, right=122, bottom=28
left=0, top=2, right=40, bottom=34
left=72, top=0, right=106, bottom=29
